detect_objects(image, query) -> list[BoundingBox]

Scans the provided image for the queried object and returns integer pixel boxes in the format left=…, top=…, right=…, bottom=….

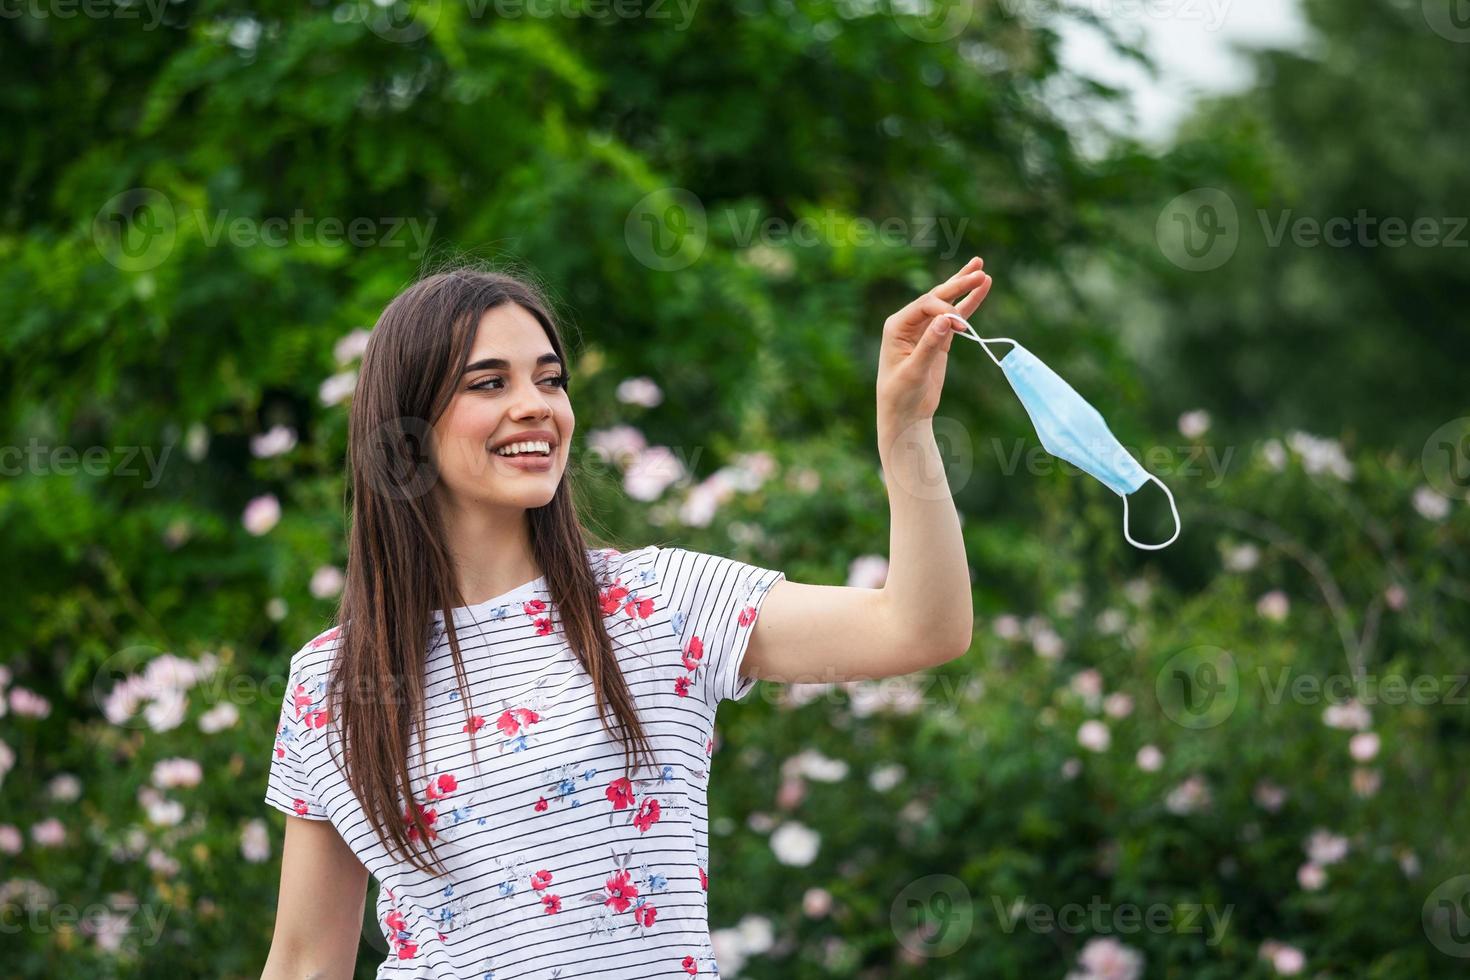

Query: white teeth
left=494, top=440, right=552, bottom=457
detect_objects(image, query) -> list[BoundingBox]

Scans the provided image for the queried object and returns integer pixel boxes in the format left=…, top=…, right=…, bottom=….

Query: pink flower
left=606, top=777, right=635, bottom=810
left=8, top=687, right=51, bottom=719
left=1253, top=779, right=1288, bottom=812
left=1077, top=720, right=1111, bottom=753
left=1297, top=862, right=1326, bottom=891
left=1304, top=829, right=1348, bottom=866
left=1349, top=731, right=1380, bottom=762
left=242, top=494, right=281, bottom=536
left=530, top=869, right=553, bottom=891
left=1256, top=590, right=1290, bottom=622
left=1135, top=745, right=1164, bottom=772
left=845, top=555, right=889, bottom=589
left=605, top=869, right=638, bottom=913
left=1259, top=940, right=1305, bottom=975
left=31, top=818, right=66, bottom=847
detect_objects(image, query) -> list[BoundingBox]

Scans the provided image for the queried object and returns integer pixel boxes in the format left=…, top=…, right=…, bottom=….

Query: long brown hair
left=323, top=265, right=654, bottom=877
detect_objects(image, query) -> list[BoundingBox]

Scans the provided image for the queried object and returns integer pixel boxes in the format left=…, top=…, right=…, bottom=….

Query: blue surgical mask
left=943, top=313, right=1181, bottom=550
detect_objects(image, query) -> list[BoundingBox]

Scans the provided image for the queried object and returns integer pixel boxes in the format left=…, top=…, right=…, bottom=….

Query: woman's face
left=431, top=303, right=574, bottom=516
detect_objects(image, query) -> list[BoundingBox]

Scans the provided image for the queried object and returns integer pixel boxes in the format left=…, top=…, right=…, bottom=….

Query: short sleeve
left=264, top=650, right=332, bottom=821
left=653, top=546, right=786, bottom=706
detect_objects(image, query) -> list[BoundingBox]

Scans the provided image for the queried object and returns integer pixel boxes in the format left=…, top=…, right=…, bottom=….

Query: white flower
left=1094, top=608, right=1127, bottom=635
left=868, top=764, right=906, bottom=792
left=1177, top=409, right=1211, bottom=439
left=250, top=425, right=297, bottom=459
left=783, top=749, right=849, bottom=783
left=736, top=914, right=775, bottom=954
left=318, top=370, right=358, bottom=406
left=1032, top=627, right=1065, bottom=660
left=266, top=597, right=288, bottom=622
left=1260, top=438, right=1287, bottom=472
left=1297, top=862, right=1326, bottom=891
left=152, top=758, right=203, bottom=789
left=1256, top=590, right=1289, bottom=622
left=1103, top=692, right=1134, bottom=719
left=1060, top=758, right=1082, bottom=780
left=309, top=565, right=345, bottom=599
left=0, top=824, right=20, bottom=855
left=1349, top=731, right=1380, bottom=762
left=615, top=376, right=664, bottom=408
left=184, top=422, right=210, bottom=462
left=991, top=614, right=1023, bottom=640
left=333, top=328, right=372, bottom=364
left=623, top=446, right=687, bottom=503
left=1259, top=940, right=1305, bottom=975
left=676, top=470, right=737, bottom=525
left=1073, top=936, right=1144, bottom=980
left=1286, top=430, right=1354, bottom=480
left=242, top=494, right=281, bottom=536
left=802, top=887, right=832, bottom=918
left=586, top=425, right=647, bottom=467
left=145, top=797, right=185, bottom=827
left=146, top=848, right=180, bottom=875
left=198, top=701, right=239, bottom=734
left=1077, top=720, right=1111, bottom=753
left=144, top=689, right=187, bottom=733
left=1304, top=828, right=1349, bottom=866
left=47, top=774, right=82, bottom=802
left=31, top=818, right=66, bottom=847
left=1165, top=775, right=1211, bottom=815
left=240, top=819, right=271, bottom=863
left=1412, top=485, right=1451, bottom=521
left=770, top=821, right=820, bottom=866
left=1323, top=699, right=1371, bottom=731
left=845, top=555, right=889, bottom=589
left=0, top=740, right=14, bottom=788
left=1223, top=543, right=1261, bottom=572
left=1136, top=745, right=1164, bottom=772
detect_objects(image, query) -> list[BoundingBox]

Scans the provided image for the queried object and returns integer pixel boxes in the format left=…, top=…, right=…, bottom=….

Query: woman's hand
left=875, top=256, right=993, bottom=441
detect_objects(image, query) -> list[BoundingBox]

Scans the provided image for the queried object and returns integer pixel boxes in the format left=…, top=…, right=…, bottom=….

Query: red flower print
left=293, top=798, right=310, bottom=816
left=396, top=942, right=417, bottom=960
left=682, top=955, right=697, bottom=975
left=404, top=803, right=438, bottom=842
left=425, top=773, right=457, bottom=800
left=463, top=715, right=486, bottom=734
left=682, top=636, right=704, bottom=672
left=674, top=675, right=691, bottom=697
left=531, top=869, right=553, bottom=891
left=599, top=584, right=629, bottom=615
left=275, top=745, right=286, bottom=758
left=534, top=617, right=552, bottom=635
left=605, top=777, right=635, bottom=810
left=523, top=598, right=546, bottom=616
left=633, top=798, right=661, bottom=833
left=291, top=684, right=313, bottom=718
left=310, top=626, right=341, bottom=649
left=634, top=903, right=658, bottom=927
left=386, top=911, right=406, bottom=932
left=604, top=869, right=638, bottom=913
left=304, top=709, right=329, bottom=729
left=497, top=707, right=541, bottom=736
left=705, top=737, right=714, bottom=756
left=542, top=894, right=562, bottom=914
left=624, top=596, right=654, bottom=620
left=738, top=606, right=758, bottom=627
left=534, top=797, right=549, bottom=812
left=698, top=866, right=708, bottom=890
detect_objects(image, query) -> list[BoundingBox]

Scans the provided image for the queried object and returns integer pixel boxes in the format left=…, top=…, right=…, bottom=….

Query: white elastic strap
left=1122, top=473, right=1181, bottom=550
left=941, top=312, right=1016, bottom=369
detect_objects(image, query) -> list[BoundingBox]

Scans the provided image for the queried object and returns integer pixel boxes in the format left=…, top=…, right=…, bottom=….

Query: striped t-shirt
left=265, top=544, right=785, bottom=980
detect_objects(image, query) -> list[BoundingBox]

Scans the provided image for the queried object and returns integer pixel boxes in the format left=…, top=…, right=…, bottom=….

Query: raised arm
left=740, top=258, right=990, bottom=685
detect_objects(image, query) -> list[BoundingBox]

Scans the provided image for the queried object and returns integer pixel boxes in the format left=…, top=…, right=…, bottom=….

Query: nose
left=507, top=378, right=554, bottom=422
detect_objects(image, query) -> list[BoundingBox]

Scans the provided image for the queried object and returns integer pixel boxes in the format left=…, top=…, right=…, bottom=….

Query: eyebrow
left=461, top=353, right=564, bottom=374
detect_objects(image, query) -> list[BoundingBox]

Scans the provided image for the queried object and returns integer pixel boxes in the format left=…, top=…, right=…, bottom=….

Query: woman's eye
left=469, top=375, right=568, bottom=391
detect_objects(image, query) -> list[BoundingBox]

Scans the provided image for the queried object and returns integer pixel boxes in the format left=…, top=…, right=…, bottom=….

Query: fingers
left=953, top=272, right=993, bottom=319
left=890, top=259, right=990, bottom=327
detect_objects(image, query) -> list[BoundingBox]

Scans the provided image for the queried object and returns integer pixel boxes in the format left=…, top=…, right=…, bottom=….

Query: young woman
left=261, top=260, right=988, bottom=979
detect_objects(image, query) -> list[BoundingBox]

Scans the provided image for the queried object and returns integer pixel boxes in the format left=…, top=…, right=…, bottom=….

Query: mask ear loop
left=942, top=312, right=1017, bottom=368
left=1121, top=474, right=1181, bottom=550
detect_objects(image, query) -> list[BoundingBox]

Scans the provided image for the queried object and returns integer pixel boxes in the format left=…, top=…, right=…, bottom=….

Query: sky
left=1052, top=0, right=1312, bottom=147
